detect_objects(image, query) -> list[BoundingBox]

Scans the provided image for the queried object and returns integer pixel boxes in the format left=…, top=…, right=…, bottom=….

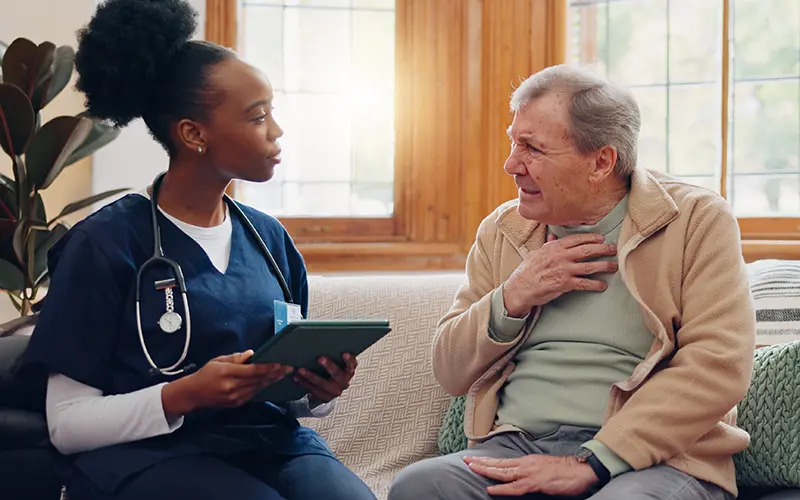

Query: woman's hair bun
left=74, top=0, right=199, bottom=127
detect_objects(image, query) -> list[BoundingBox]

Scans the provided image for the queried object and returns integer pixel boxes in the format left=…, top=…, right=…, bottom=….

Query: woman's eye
left=254, top=114, right=267, bottom=123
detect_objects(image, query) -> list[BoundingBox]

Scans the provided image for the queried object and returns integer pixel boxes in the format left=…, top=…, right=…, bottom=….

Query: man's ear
left=176, top=119, right=207, bottom=154
left=589, top=145, right=618, bottom=182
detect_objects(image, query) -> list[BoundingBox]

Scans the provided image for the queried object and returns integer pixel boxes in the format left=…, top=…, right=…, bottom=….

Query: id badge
left=274, top=300, right=303, bottom=333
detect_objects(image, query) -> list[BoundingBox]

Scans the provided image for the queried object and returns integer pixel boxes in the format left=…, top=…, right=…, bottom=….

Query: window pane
left=353, top=0, right=395, bottom=8
left=238, top=180, right=284, bottom=214
left=630, top=87, right=667, bottom=173
left=668, top=84, right=720, bottom=177
left=283, top=182, right=352, bottom=216
left=568, top=0, right=722, bottom=190
left=568, top=2, right=609, bottom=76
left=731, top=81, right=800, bottom=175
left=241, top=6, right=284, bottom=89
left=283, top=7, right=350, bottom=93
left=606, top=0, right=667, bottom=86
left=732, top=174, right=800, bottom=216
left=676, top=175, right=719, bottom=193
left=730, top=80, right=800, bottom=215
left=283, top=0, right=351, bottom=7
left=239, top=1, right=396, bottom=218
left=351, top=183, right=393, bottom=216
left=669, top=0, right=722, bottom=83
left=733, top=0, right=800, bottom=79
left=279, top=93, right=352, bottom=183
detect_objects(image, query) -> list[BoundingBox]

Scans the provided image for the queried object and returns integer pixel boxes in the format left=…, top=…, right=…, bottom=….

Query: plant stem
left=21, top=298, right=31, bottom=317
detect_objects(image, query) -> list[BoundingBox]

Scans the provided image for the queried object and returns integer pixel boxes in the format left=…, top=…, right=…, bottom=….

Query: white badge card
left=274, top=300, right=303, bottom=334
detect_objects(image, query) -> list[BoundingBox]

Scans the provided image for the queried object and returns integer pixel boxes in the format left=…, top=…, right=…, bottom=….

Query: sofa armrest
left=0, top=408, right=50, bottom=449
left=0, top=335, right=47, bottom=414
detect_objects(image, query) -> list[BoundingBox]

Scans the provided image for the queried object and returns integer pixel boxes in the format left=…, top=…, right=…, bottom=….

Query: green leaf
left=11, top=218, right=28, bottom=267
left=25, top=115, right=92, bottom=190
left=29, top=42, right=55, bottom=108
left=0, top=173, right=17, bottom=219
left=50, top=188, right=129, bottom=224
left=65, top=117, right=120, bottom=167
left=33, top=222, right=66, bottom=282
left=0, top=258, right=25, bottom=291
left=0, top=218, right=19, bottom=268
left=33, top=192, right=45, bottom=225
left=0, top=38, right=37, bottom=93
left=11, top=155, right=27, bottom=219
left=41, top=46, right=74, bottom=110
left=0, top=83, right=35, bottom=157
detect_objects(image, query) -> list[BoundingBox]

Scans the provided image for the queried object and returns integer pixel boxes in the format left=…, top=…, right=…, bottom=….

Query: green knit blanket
left=436, top=341, right=800, bottom=488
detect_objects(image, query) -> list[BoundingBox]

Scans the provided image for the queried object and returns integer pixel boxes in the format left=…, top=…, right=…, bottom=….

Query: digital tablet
left=247, top=319, right=392, bottom=403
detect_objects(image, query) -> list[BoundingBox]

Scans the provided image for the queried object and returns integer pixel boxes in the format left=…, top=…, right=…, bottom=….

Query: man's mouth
left=518, top=186, right=541, bottom=196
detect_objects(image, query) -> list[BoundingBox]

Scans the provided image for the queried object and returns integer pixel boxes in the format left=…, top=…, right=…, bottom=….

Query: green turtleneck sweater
left=490, top=195, right=652, bottom=477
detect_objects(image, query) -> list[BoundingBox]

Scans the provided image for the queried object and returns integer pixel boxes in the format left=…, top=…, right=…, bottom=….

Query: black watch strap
left=584, top=453, right=611, bottom=488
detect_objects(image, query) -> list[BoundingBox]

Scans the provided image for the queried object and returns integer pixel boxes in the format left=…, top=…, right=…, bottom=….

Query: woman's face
left=198, top=58, right=284, bottom=183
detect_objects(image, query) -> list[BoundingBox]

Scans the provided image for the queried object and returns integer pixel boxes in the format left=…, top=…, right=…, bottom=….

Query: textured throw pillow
left=437, top=395, right=468, bottom=455
left=734, top=341, right=800, bottom=488
left=748, top=260, right=800, bottom=346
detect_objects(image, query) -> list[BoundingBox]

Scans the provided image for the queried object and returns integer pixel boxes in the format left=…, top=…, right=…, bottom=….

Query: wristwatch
left=575, top=448, right=611, bottom=489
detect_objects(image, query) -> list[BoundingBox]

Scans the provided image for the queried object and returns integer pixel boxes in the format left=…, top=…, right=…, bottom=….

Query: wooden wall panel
left=396, top=0, right=468, bottom=244
left=205, top=0, right=238, bottom=49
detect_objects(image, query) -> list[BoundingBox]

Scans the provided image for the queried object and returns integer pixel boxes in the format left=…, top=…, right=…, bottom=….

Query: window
left=569, top=0, right=800, bottom=244
left=205, top=0, right=568, bottom=271
left=236, top=0, right=396, bottom=220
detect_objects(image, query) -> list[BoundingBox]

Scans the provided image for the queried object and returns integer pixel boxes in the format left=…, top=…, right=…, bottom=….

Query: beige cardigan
left=433, top=169, right=756, bottom=496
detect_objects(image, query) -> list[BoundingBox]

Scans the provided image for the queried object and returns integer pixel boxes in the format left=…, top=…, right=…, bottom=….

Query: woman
left=21, top=0, right=376, bottom=499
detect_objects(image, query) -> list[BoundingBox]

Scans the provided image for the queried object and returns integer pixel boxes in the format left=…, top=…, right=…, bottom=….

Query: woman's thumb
left=214, top=350, right=254, bottom=364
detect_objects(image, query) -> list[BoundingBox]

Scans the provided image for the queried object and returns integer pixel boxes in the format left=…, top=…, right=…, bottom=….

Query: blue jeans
left=68, top=451, right=376, bottom=500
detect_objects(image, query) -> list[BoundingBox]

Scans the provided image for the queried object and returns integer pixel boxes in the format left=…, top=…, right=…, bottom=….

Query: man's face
left=504, top=92, right=601, bottom=225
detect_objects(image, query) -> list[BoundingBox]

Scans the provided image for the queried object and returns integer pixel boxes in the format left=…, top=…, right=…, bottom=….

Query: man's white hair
left=510, top=64, right=641, bottom=178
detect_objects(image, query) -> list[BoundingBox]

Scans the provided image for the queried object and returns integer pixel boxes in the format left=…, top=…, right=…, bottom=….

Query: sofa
left=0, top=268, right=798, bottom=499
left=299, top=271, right=800, bottom=500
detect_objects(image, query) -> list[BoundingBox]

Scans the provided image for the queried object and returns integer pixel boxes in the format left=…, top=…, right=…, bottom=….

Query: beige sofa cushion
left=301, top=272, right=463, bottom=499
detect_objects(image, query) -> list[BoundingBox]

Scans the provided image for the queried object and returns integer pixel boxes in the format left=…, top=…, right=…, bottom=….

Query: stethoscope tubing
left=136, top=171, right=292, bottom=376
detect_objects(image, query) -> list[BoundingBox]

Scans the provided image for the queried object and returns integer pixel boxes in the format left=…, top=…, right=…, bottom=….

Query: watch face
left=576, top=447, right=594, bottom=460
left=159, top=311, right=183, bottom=334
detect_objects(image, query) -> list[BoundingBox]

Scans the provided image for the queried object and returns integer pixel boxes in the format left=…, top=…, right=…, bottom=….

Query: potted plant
left=0, top=37, right=127, bottom=333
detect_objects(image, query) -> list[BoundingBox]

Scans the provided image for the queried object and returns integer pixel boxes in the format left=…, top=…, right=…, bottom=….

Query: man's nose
left=503, top=151, right=525, bottom=176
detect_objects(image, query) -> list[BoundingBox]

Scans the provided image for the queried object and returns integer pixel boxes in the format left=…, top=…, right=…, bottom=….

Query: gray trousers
left=388, top=426, right=733, bottom=500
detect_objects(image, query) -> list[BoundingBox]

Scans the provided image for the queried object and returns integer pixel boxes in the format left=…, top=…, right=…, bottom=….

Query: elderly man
left=388, top=64, right=755, bottom=500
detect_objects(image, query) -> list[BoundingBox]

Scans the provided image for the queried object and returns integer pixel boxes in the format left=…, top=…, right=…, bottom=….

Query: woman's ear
left=177, top=119, right=207, bottom=154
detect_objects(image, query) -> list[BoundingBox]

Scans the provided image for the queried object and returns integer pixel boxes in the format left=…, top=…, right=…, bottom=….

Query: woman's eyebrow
left=244, top=99, right=269, bottom=113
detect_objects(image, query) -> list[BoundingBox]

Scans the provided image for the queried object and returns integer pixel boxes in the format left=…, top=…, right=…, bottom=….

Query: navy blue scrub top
left=23, top=194, right=333, bottom=494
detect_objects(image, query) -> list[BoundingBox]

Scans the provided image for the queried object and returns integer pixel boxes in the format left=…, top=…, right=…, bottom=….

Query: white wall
left=92, top=0, right=207, bottom=197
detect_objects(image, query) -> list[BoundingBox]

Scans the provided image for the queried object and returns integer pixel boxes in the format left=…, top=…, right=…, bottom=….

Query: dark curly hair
left=74, top=0, right=234, bottom=153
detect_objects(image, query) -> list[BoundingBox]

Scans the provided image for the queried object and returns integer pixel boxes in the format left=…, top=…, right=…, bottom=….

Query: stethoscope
left=136, top=171, right=293, bottom=376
